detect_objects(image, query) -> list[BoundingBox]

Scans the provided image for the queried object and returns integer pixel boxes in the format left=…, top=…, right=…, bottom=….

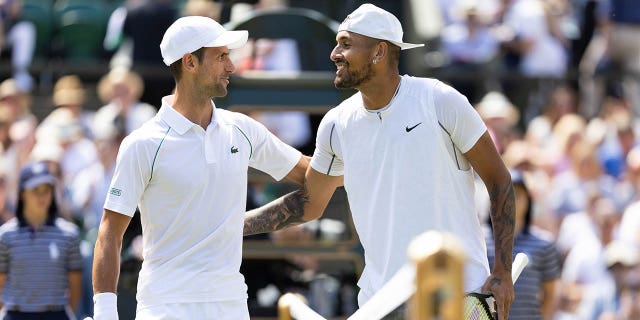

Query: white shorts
left=136, top=300, right=249, bottom=320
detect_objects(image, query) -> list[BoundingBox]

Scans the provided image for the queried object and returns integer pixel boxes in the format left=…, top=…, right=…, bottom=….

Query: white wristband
left=93, top=292, right=119, bottom=320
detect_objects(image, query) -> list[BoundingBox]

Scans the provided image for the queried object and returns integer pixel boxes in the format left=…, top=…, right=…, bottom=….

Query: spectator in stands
left=37, top=107, right=98, bottom=221
left=475, top=91, right=521, bottom=153
left=485, top=169, right=562, bottom=320
left=544, top=139, right=619, bottom=236
left=591, top=96, right=636, bottom=180
left=48, top=75, right=94, bottom=139
left=558, top=194, right=622, bottom=319
left=440, top=0, right=499, bottom=102
left=0, top=78, right=36, bottom=210
left=95, top=67, right=156, bottom=136
left=120, top=0, right=177, bottom=105
left=0, top=163, right=10, bottom=224
left=579, top=0, right=640, bottom=119
left=0, top=0, right=36, bottom=92
left=1, top=112, right=36, bottom=221
left=498, top=0, right=570, bottom=123
left=618, top=146, right=640, bottom=250
left=229, top=0, right=312, bottom=152
left=244, top=4, right=515, bottom=319
left=525, top=84, right=578, bottom=152
left=182, top=0, right=221, bottom=20
left=0, top=78, right=31, bottom=125
left=592, top=240, right=640, bottom=319
left=0, top=161, right=83, bottom=319
left=500, top=0, right=569, bottom=78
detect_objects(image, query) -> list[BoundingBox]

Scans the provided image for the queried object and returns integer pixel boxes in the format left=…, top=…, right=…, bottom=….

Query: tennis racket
left=463, top=252, right=529, bottom=320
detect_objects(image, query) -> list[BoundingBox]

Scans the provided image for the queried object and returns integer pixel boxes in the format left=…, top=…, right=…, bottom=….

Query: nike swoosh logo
left=406, top=122, right=422, bottom=132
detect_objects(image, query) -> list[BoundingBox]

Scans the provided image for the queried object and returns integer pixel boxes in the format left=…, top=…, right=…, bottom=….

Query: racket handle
left=512, top=253, right=529, bottom=283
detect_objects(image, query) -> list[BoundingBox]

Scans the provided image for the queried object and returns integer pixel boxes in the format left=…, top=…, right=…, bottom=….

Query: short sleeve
left=104, top=134, right=152, bottom=217
left=0, top=234, right=8, bottom=273
left=432, top=81, right=486, bottom=153
left=66, top=235, right=84, bottom=271
left=540, top=242, right=562, bottom=281
left=247, top=117, right=302, bottom=181
left=310, top=108, right=343, bottom=176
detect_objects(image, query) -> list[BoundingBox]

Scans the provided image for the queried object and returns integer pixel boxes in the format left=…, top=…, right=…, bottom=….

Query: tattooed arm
left=244, top=166, right=343, bottom=236
left=465, top=131, right=515, bottom=320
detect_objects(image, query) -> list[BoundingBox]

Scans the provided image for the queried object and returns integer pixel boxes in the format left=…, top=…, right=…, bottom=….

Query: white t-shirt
left=104, top=95, right=301, bottom=306
left=311, top=75, right=490, bottom=305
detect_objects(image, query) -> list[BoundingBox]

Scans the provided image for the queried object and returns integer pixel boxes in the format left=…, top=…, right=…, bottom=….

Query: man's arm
left=282, top=155, right=311, bottom=185
left=93, top=209, right=132, bottom=294
left=68, top=270, right=82, bottom=311
left=0, top=273, right=5, bottom=309
left=244, top=166, right=342, bottom=236
left=465, top=131, right=515, bottom=320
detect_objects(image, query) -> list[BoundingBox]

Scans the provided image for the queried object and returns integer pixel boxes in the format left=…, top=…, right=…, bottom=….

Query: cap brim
left=388, top=40, right=424, bottom=50
left=204, top=30, right=248, bottom=50
left=23, top=175, right=56, bottom=190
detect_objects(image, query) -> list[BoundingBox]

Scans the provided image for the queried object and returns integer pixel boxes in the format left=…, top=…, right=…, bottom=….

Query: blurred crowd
left=0, top=0, right=638, bottom=319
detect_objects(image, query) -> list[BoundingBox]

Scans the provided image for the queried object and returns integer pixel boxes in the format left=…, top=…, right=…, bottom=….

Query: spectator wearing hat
left=475, top=91, right=521, bottom=154
left=0, top=161, right=83, bottom=320
left=571, top=240, right=640, bottom=320
left=0, top=79, right=32, bottom=125
left=95, top=68, right=156, bottom=137
left=48, top=75, right=95, bottom=140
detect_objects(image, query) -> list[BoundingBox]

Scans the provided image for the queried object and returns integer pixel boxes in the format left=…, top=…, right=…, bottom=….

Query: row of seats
left=19, top=0, right=188, bottom=62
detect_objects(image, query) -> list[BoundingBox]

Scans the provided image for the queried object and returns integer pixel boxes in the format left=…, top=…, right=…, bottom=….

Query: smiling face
left=194, top=46, right=236, bottom=98
left=330, top=31, right=378, bottom=89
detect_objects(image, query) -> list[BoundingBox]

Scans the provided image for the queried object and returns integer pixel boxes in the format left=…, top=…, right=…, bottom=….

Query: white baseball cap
left=160, top=16, right=248, bottom=66
left=338, top=4, right=424, bottom=50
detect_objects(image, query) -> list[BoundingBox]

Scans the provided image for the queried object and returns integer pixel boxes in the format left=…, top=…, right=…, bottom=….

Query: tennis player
left=90, top=16, right=308, bottom=320
left=244, top=4, right=515, bottom=319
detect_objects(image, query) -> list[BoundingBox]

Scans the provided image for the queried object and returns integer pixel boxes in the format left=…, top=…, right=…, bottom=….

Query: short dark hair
left=385, top=41, right=400, bottom=67
left=169, top=47, right=206, bottom=82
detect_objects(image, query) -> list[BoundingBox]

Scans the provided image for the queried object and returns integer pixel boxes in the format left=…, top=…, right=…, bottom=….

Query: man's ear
left=182, top=53, right=198, bottom=73
left=374, top=42, right=388, bottom=63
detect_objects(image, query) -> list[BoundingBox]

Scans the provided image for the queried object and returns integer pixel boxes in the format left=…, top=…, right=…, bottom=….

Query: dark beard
left=334, top=61, right=374, bottom=89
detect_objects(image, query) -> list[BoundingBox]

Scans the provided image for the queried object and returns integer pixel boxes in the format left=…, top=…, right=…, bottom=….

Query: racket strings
left=463, top=294, right=495, bottom=320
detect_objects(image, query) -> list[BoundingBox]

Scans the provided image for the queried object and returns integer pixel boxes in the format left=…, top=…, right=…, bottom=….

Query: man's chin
left=334, top=78, right=351, bottom=89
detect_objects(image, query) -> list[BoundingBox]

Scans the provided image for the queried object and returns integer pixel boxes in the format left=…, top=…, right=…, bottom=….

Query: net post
left=407, top=231, right=466, bottom=320
left=277, top=293, right=295, bottom=320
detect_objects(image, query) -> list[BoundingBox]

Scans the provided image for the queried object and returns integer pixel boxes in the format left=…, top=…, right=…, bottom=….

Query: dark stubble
left=334, top=60, right=375, bottom=89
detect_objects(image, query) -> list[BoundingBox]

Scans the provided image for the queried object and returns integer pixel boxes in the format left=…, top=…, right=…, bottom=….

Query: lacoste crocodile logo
left=231, top=146, right=239, bottom=154
left=406, top=122, right=422, bottom=132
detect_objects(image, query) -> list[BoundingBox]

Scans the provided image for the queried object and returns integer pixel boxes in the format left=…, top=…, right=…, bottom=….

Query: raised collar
left=158, top=95, right=217, bottom=135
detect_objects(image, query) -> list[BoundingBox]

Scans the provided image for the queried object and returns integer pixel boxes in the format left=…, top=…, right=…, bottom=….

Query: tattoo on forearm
left=244, top=187, right=309, bottom=236
left=489, top=181, right=515, bottom=271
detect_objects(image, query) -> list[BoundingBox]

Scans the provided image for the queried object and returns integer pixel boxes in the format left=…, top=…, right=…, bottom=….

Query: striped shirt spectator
left=0, top=162, right=83, bottom=320
left=486, top=230, right=563, bottom=319
left=0, top=218, right=83, bottom=312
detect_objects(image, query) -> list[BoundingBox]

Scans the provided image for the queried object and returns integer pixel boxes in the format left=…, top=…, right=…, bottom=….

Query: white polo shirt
left=104, top=95, right=301, bottom=306
left=311, top=75, right=490, bottom=305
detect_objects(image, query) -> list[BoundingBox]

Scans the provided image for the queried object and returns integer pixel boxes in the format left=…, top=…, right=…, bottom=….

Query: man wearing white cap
left=244, top=4, right=515, bottom=319
left=90, top=16, right=308, bottom=320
